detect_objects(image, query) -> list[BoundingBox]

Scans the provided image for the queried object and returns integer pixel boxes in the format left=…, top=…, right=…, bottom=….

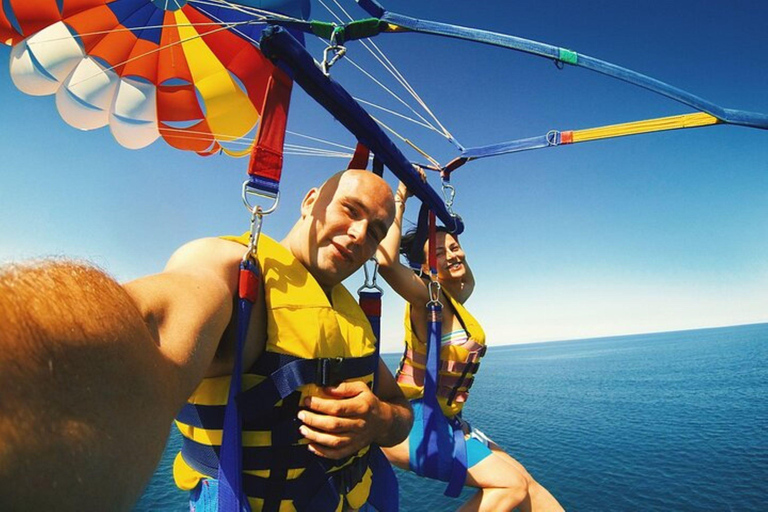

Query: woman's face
left=424, top=232, right=468, bottom=282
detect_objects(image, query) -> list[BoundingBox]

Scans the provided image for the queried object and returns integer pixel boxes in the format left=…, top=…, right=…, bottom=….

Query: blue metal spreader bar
left=259, top=25, right=463, bottom=234
left=356, top=0, right=768, bottom=132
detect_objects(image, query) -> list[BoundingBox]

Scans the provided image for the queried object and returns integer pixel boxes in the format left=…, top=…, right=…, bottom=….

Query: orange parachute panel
left=157, top=10, right=193, bottom=85
left=121, top=37, right=160, bottom=82
left=6, top=0, right=61, bottom=38
left=64, top=5, right=120, bottom=54
left=160, top=119, right=217, bottom=153
left=0, top=3, right=23, bottom=45
left=157, top=82, right=204, bottom=121
left=89, top=25, right=139, bottom=76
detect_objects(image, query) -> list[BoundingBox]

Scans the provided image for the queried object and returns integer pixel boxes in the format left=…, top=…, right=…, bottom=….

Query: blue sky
left=1, top=0, right=767, bottom=351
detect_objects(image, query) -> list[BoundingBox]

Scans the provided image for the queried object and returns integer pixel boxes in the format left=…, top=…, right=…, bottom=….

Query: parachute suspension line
left=189, top=0, right=302, bottom=23
left=342, top=56, right=447, bottom=136
left=355, top=97, right=441, bottom=132
left=328, top=0, right=454, bottom=142
left=318, top=0, right=459, bottom=147
left=63, top=21, right=245, bottom=89
left=355, top=36, right=458, bottom=145
left=285, top=130, right=356, bottom=152
left=23, top=21, right=257, bottom=45
left=369, top=115, right=442, bottom=169
left=283, top=145, right=353, bottom=158
left=153, top=127, right=354, bottom=159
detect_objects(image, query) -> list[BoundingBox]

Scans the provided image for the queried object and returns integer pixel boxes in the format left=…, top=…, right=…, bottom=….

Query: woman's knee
left=500, top=468, right=533, bottom=508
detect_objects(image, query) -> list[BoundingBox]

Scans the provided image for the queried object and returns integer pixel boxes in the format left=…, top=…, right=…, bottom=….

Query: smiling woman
left=375, top=181, right=565, bottom=510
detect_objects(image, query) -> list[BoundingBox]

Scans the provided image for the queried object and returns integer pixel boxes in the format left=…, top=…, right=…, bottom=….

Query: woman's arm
left=376, top=181, right=430, bottom=306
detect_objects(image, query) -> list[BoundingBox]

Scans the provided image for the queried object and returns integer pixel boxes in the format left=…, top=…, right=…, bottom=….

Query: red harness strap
left=247, top=67, right=293, bottom=195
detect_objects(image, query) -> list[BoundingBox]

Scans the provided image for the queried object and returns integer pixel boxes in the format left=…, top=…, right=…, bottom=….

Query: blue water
left=135, top=323, right=768, bottom=511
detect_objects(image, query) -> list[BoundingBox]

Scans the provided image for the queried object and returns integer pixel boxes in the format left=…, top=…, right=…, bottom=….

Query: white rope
left=188, top=0, right=298, bottom=22
left=353, top=97, right=437, bottom=131
left=368, top=115, right=441, bottom=168
left=285, top=131, right=356, bottom=151
left=319, top=0, right=456, bottom=144
left=343, top=56, right=444, bottom=137
left=328, top=0, right=454, bottom=140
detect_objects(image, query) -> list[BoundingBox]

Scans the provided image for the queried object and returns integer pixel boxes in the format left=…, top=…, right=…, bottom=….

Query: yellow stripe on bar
left=571, top=112, right=720, bottom=143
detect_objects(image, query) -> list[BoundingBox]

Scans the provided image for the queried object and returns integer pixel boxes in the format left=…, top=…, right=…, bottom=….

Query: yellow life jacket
left=396, top=291, right=487, bottom=418
left=173, top=233, right=385, bottom=511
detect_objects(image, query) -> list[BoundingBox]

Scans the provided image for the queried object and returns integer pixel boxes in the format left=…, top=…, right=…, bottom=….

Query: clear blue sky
left=1, top=0, right=767, bottom=351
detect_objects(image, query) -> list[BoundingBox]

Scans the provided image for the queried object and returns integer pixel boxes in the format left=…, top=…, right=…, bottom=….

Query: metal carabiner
left=441, top=180, right=456, bottom=212
left=427, top=279, right=442, bottom=307
left=357, top=258, right=384, bottom=294
left=241, top=180, right=279, bottom=262
left=322, top=44, right=347, bottom=76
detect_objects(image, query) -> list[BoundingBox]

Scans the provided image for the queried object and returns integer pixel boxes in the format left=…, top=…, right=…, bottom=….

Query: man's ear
left=300, top=187, right=319, bottom=218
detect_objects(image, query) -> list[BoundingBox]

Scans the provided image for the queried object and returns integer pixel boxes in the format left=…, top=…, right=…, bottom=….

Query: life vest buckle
left=316, top=357, right=346, bottom=387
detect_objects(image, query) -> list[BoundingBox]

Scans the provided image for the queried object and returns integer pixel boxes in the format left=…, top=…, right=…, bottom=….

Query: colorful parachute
left=0, top=0, right=308, bottom=155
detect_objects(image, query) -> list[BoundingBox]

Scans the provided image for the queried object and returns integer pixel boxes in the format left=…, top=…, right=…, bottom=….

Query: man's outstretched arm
left=0, top=252, right=234, bottom=511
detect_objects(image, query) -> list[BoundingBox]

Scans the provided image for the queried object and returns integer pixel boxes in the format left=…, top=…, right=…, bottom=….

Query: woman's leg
left=459, top=441, right=563, bottom=512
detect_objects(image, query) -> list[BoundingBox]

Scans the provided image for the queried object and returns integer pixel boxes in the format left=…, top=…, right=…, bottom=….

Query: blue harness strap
left=413, top=211, right=468, bottom=497
left=238, top=352, right=378, bottom=422
left=217, top=260, right=260, bottom=512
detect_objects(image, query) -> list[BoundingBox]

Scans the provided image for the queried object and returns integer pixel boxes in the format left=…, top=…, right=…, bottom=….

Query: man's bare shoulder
left=164, top=236, right=246, bottom=273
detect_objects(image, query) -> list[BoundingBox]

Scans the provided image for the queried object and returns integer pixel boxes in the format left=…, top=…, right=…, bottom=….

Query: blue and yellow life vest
left=173, top=234, right=395, bottom=511
left=396, top=291, right=487, bottom=418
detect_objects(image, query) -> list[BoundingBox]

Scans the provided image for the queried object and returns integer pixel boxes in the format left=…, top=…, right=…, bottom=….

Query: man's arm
left=297, top=359, right=413, bottom=459
left=0, top=260, right=196, bottom=510
left=0, top=238, right=243, bottom=511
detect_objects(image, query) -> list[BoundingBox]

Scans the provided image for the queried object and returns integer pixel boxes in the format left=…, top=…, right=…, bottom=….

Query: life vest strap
left=240, top=353, right=378, bottom=422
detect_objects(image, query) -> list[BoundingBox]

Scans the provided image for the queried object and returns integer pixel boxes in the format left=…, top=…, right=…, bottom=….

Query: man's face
left=297, top=170, right=395, bottom=291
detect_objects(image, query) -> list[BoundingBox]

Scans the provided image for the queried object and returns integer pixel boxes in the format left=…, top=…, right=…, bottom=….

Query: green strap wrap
left=310, top=20, right=336, bottom=40
left=558, top=48, right=578, bottom=65
left=344, top=18, right=386, bottom=41
left=310, top=18, right=385, bottom=43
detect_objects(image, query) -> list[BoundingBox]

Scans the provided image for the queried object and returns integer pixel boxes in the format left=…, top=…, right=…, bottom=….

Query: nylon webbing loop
left=217, top=260, right=260, bottom=512
left=247, top=67, right=293, bottom=196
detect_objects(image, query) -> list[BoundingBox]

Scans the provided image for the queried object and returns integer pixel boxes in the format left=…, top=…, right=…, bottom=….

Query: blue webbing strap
left=364, top=446, right=400, bottom=512
left=460, top=134, right=553, bottom=160
left=239, top=353, right=378, bottom=422
left=356, top=0, right=768, bottom=131
left=258, top=25, right=464, bottom=234
left=217, top=260, right=259, bottom=512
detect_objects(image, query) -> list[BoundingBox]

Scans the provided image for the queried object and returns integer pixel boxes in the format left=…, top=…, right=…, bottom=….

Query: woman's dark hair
left=400, top=225, right=454, bottom=265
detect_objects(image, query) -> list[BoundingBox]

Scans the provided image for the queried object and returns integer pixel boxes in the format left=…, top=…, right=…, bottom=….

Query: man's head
left=285, top=170, right=395, bottom=293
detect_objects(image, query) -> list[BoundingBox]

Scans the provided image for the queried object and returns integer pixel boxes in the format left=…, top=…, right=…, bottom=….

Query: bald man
left=0, top=170, right=412, bottom=511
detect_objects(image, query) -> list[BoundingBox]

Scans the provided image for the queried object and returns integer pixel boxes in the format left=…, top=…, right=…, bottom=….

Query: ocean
left=135, top=323, right=768, bottom=511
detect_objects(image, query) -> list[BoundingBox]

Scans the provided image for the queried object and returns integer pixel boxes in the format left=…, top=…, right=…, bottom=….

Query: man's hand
left=297, top=381, right=386, bottom=460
